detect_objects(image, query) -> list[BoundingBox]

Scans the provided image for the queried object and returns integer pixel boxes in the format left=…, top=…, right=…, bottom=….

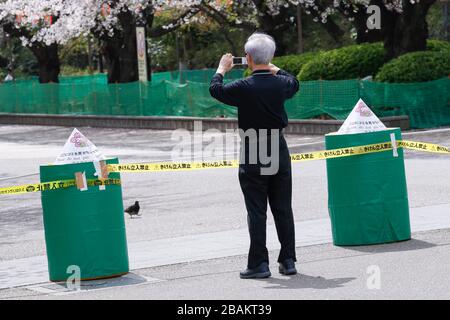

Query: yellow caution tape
left=290, top=141, right=395, bottom=162
left=108, top=139, right=450, bottom=173
left=107, top=160, right=239, bottom=173
left=0, top=178, right=121, bottom=196
left=1, top=139, right=448, bottom=196
left=400, top=140, right=450, bottom=154
left=106, top=141, right=395, bottom=172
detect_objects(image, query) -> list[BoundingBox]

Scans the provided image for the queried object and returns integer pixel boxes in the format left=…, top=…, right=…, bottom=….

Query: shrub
left=243, top=68, right=252, bottom=77
left=272, top=52, right=319, bottom=76
left=427, top=39, right=450, bottom=53
left=297, top=42, right=385, bottom=81
left=60, top=65, right=93, bottom=76
left=374, top=50, right=450, bottom=83
left=243, top=40, right=449, bottom=81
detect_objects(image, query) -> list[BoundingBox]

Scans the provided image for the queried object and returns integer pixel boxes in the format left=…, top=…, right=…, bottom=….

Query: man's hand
left=269, top=63, right=280, bottom=75
left=216, top=53, right=234, bottom=76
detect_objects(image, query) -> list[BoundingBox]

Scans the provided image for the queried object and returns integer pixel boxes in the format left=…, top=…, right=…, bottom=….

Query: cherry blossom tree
left=199, top=0, right=345, bottom=55
left=0, top=0, right=64, bottom=82
left=0, top=0, right=438, bottom=83
left=297, top=0, right=436, bottom=58
left=200, top=0, right=437, bottom=59
left=0, top=0, right=203, bottom=83
left=327, top=0, right=437, bottom=59
left=91, top=1, right=203, bottom=83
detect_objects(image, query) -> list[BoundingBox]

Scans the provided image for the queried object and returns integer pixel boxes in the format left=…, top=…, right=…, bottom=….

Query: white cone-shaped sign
left=338, top=99, right=386, bottom=134
left=54, top=128, right=106, bottom=165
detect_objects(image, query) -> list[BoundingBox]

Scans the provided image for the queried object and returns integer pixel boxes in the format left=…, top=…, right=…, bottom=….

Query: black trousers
left=238, top=133, right=296, bottom=269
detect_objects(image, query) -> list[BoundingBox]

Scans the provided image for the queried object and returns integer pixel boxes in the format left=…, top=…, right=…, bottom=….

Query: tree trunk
left=223, top=29, right=238, bottom=56
left=0, top=54, right=8, bottom=68
left=30, top=43, right=60, bottom=83
left=101, top=37, right=121, bottom=83
left=97, top=6, right=199, bottom=83
left=320, top=15, right=345, bottom=45
left=297, top=5, right=303, bottom=53
left=252, top=0, right=290, bottom=55
left=3, top=23, right=60, bottom=83
left=256, top=17, right=291, bottom=55
left=383, top=0, right=436, bottom=60
left=307, top=2, right=345, bottom=44
left=118, top=13, right=139, bottom=83
left=353, top=3, right=383, bottom=44
left=338, top=0, right=384, bottom=44
left=101, top=32, right=138, bottom=84
left=444, top=1, right=449, bottom=42
left=355, top=26, right=383, bottom=44
left=100, top=10, right=139, bottom=83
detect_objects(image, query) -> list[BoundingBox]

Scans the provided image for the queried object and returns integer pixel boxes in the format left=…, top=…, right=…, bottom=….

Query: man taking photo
left=209, top=32, right=300, bottom=279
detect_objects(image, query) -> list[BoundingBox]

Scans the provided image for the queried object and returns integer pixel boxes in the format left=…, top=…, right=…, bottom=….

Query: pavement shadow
left=261, top=274, right=356, bottom=290
left=45, top=273, right=149, bottom=293
left=341, top=238, right=436, bottom=254
left=127, top=216, right=143, bottom=219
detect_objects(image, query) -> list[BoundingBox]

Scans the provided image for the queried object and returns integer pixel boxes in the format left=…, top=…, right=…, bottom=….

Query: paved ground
left=0, top=124, right=449, bottom=299
left=1, top=229, right=450, bottom=300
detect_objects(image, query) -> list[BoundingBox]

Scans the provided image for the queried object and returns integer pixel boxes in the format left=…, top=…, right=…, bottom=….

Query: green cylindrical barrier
left=40, top=158, right=129, bottom=281
left=325, top=128, right=411, bottom=246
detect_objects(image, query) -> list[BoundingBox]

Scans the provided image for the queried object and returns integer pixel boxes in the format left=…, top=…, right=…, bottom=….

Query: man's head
left=244, top=32, right=276, bottom=71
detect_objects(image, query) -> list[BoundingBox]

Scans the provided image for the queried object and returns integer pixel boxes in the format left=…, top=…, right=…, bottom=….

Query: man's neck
left=251, top=64, right=270, bottom=72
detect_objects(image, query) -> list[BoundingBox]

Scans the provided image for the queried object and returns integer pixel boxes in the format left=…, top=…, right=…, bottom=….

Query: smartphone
left=233, top=57, right=248, bottom=65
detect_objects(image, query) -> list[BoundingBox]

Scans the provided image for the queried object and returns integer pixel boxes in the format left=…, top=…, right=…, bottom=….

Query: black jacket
left=209, top=69, right=299, bottom=131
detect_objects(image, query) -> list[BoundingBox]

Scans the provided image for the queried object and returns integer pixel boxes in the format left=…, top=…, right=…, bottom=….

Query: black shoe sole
left=239, top=271, right=271, bottom=279
left=279, top=268, right=297, bottom=276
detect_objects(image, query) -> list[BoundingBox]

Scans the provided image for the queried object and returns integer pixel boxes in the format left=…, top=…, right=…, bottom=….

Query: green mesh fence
left=0, top=69, right=449, bottom=129
left=285, top=79, right=361, bottom=120
left=359, top=78, right=450, bottom=129
left=49, top=69, right=245, bottom=85
left=59, top=73, right=107, bottom=84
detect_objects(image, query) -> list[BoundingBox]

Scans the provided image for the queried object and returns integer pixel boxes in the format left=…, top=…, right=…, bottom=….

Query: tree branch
left=199, top=3, right=256, bottom=31
left=147, top=8, right=201, bottom=38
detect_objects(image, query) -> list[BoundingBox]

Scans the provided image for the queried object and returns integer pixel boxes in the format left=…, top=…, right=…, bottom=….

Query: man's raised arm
left=209, top=53, right=242, bottom=107
left=209, top=73, right=242, bottom=107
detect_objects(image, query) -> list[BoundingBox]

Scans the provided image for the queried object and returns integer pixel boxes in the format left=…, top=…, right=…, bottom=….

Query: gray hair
left=244, top=33, right=276, bottom=65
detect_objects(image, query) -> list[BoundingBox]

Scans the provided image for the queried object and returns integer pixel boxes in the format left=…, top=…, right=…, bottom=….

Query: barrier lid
left=337, top=99, right=386, bottom=134
left=54, top=128, right=106, bottom=165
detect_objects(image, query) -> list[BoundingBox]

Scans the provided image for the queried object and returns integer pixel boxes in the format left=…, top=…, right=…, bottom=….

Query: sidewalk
left=3, top=227, right=450, bottom=300
left=1, top=203, right=449, bottom=291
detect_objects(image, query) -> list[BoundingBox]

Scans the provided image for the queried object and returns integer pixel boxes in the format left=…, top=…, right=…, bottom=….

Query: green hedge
left=271, top=52, right=319, bottom=76
left=297, top=43, right=385, bottom=81
left=427, top=39, right=450, bottom=53
left=374, top=50, right=450, bottom=83
left=242, top=40, right=449, bottom=81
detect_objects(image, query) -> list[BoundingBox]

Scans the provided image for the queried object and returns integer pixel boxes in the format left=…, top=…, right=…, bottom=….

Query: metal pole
left=87, top=35, right=93, bottom=74
left=98, top=39, right=104, bottom=74
left=176, top=32, right=184, bottom=84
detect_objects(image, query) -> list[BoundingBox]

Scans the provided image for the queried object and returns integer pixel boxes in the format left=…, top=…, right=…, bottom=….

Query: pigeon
left=125, top=201, right=140, bottom=218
